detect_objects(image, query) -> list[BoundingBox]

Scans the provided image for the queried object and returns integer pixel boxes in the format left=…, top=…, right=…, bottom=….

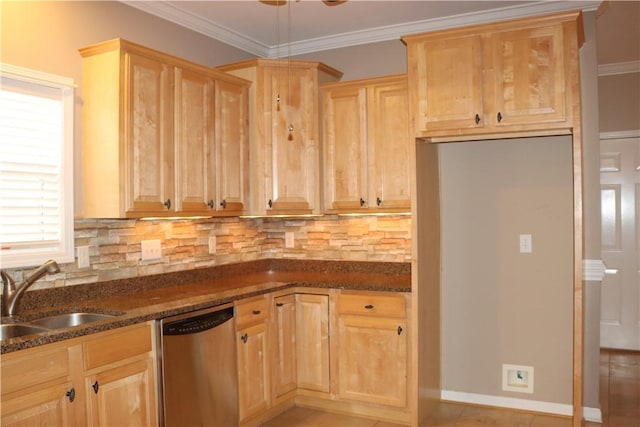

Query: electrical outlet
left=77, top=246, right=90, bottom=269
left=208, top=236, right=216, bottom=255
left=285, top=232, right=294, bottom=248
left=502, top=364, right=534, bottom=393
left=519, top=234, right=532, bottom=253
left=141, top=239, right=162, bottom=261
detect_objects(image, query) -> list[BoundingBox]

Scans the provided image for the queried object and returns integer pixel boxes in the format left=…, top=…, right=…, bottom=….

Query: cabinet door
left=490, top=23, right=567, bottom=127
left=1, top=343, right=78, bottom=427
left=264, top=66, right=319, bottom=214
left=411, top=34, right=484, bottom=133
left=1, top=382, right=77, bottom=427
left=296, top=294, right=330, bottom=393
left=322, top=86, right=368, bottom=212
left=273, top=295, right=297, bottom=398
left=368, top=80, right=411, bottom=211
left=85, top=358, right=157, bottom=427
left=237, top=322, right=270, bottom=422
left=215, top=79, right=249, bottom=214
left=174, top=67, right=216, bottom=214
left=124, top=52, right=174, bottom=216
left=337, top=315, right=407, bottom=407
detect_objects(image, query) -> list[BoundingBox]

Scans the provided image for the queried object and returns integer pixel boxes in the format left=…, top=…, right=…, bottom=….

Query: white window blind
left=0, top=64, right=75, bottom=268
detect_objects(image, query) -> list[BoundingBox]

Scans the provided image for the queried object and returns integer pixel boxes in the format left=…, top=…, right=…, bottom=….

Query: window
left=0, top=64, right=75, bottom=268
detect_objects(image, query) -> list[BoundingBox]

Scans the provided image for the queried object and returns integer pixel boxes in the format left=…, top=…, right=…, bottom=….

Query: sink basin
left=0, top=323, right=50, bottom=340
left=29, top=312, right=116, bottom=329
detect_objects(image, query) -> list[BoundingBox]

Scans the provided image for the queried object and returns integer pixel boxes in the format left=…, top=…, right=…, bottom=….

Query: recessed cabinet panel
left=174, top=67, right=215, bottom=213
left=125, top=52, right=174, bottom=215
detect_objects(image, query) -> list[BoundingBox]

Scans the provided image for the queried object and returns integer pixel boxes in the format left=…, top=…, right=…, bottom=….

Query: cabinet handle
left=241, top=333, right=248, bottom=343
left=364, top=304, right=374, bottom=310
left=475, top=114, right=481, bottom=125
left=376, top=197, right=382, bottom=207
left=92, top=381, right=99, bottom=394
left=164, top=199, right=171, bottom=210
left=66, top=387, right=76, bottom=403
left=398, top=325, right=403, bottom=335
left=360, top=198, right=366, bottom=207
left=252, top=310, right=261, bottom=315
left=268, top=199, right=273, bottom=209
left=497, top=112, right=503, bottom=123
left=220, top=199, right=227, bottom=209
left=207, top=200, right=215, bottom=209
left=276, top=302, right=284, bottom=307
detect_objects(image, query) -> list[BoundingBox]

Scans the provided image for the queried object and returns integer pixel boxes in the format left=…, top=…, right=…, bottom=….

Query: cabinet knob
left=164, top=199, right=171, bottom=210
left=220, top=199, right=227, bottom=209
left=276, top=302, right=284, bottom=307
left=376, top=197, right=382, bottom=207
left=268, top=199, right=273, bottom=209
left=364, top=304, right=374, bottom=310
left=398, top=325, right=403, bottom=335
left=241, top=333, right=248, bottom=343
left=252, top=310, right=261, bottom=315
left=360, top=198, right=366, bottom=207
left=475, top=114, right=481, bottom=125
left=497, top=112, right=503, bottom=123
left=207, top=200, right=215, bottom=209
left=92, top=381, right=99, bottom=394
left=66, top=387, right=76, bottom=403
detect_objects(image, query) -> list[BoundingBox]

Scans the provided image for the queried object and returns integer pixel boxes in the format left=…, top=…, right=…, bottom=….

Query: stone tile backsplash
left=3, top=215, right=411, bottom=291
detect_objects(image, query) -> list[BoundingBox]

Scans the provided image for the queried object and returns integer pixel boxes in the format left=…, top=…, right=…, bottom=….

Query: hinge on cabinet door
left=66, top=388, right=76, bottom=402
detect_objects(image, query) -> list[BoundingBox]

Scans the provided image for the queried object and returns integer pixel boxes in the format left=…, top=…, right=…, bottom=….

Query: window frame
left=0, top=63, right=75, bottom=268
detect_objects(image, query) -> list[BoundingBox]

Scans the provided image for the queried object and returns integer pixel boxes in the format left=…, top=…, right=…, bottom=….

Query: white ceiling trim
left=598, top=60, right=640, bottom=76
left=122, top=1, right=600, bottom=58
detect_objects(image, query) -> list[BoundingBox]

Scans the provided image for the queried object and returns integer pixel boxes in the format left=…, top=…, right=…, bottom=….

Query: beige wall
left=439, top=136, right=574, bottom=404
left=598, top=72, right=640, bottom=133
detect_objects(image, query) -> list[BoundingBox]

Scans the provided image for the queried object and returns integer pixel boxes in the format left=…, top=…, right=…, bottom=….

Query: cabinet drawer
left=235, top=295, right=269, bottom=328
left=1, top=344, right=70, bottom=395
left=83, top=323, right=153, bottom=371
left=337, top=292, right=406, bottom=318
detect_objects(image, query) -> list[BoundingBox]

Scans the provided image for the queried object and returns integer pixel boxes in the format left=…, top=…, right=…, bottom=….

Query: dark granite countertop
left=1, top=259, right=410, bottom=354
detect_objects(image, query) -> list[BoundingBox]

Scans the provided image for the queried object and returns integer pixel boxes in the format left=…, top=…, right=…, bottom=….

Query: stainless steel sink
left=0, top=323, right=50, bottom=340
left=29, top=312, right=116, bottom=329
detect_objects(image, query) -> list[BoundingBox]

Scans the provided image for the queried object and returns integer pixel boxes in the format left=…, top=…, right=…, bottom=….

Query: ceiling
left=123, top=0, right=603, bottom=58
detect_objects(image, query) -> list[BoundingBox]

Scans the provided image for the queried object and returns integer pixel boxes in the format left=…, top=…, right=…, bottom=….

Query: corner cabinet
left=0, top=322, right=157, bottom=427
left=79, top=38, right=249, bottom=218
left=217, top=59, right=343, bottom=215
left=321, top=74, right=411, bottom=213
left=402, top=11, right=583, bottom=141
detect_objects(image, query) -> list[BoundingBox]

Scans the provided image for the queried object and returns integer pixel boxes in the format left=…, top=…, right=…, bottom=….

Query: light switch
left=77, top=246, right=90, bottom=269
left=285, top=232, right=294, bottom=248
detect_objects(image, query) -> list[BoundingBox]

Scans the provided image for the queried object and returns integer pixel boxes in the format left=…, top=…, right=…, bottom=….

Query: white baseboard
left=441, top=390, right=603, bottom=423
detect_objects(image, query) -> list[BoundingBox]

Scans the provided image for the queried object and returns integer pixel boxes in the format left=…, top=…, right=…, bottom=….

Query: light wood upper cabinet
left=322, top=75, right=411, bottom=213
left=0, top=322, right=157, bottom=427
left=80, top=38, right=250, bottom=218
left=403, top=11, right=583, bottom=141
left=218, top=59, right=342, bottom=215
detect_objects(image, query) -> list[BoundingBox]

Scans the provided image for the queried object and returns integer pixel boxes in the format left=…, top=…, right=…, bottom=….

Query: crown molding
left=121, top=1, right=600, bottom=58
left=598, top=60, right=640, bottom=76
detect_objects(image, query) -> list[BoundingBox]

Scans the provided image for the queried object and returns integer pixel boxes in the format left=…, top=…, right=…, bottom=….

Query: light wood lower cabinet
left=235, top=295, right=272, bottom=423
left=0, top=322, right=158, bottom=427
left=336, top=292, right=408, bottom=408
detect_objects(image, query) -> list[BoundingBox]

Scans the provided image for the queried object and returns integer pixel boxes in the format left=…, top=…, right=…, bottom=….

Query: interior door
left=600, top=135, right=640, bottom=350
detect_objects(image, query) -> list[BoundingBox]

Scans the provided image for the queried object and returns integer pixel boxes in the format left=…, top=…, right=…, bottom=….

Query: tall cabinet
left=80, top=38, right=250, bottom=218
left=403, top=10, right=584, bottom=426
left=217, top=59, right=342, bottom=215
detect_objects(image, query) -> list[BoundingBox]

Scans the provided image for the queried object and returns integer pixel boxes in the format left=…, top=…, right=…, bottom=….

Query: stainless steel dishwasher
left=158, top=303, right=238, bottom=427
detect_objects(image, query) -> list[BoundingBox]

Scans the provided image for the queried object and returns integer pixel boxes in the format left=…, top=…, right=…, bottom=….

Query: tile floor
left=261, top=349, right=640, bottom=427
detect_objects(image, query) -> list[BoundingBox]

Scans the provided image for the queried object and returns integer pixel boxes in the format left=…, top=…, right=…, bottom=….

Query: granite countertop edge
left=1, top=259, right=411, bottom=354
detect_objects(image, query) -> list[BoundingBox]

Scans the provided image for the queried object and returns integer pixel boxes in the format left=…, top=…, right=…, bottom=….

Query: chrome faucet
left=1, top=259, right=60, bottom=317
